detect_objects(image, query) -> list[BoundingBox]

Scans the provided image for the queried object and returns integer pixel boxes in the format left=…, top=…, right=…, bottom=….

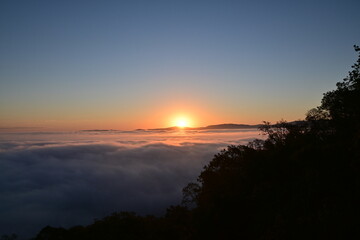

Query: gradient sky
left=1, top=0, right=359, bottom=130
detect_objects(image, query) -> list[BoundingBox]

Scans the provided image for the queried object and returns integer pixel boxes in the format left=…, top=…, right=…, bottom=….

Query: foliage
left=307, top=45, right=360, bottom=137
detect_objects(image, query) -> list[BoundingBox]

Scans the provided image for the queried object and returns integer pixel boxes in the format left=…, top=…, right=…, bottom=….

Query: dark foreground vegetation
left=31, top=46, right=360, bottom=240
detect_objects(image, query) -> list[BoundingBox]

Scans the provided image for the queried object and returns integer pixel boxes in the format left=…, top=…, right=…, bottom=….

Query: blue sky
left=1, top=0, right=359, bottom=130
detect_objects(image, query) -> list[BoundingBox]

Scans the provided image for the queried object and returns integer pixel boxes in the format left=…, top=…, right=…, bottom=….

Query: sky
left=1, top=0, right=360, bottom=130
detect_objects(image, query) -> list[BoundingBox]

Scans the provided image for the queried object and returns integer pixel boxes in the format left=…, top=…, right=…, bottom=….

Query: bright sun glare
left=175, top=118, right=188, bottom=128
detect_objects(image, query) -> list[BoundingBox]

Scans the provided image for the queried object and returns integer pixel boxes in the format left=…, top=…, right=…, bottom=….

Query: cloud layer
left=0, top=130, right=261, bottom=238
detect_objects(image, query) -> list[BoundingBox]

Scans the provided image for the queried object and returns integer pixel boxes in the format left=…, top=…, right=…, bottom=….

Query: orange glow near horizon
left=0, top=98, right=303, bottom=131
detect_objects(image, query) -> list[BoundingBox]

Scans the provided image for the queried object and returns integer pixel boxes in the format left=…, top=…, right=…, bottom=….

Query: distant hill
left=149, top=123, right=261, bottom=131
left=196, top=123, right=261, bottom=130
left=81, top=122, right=305, bottom=132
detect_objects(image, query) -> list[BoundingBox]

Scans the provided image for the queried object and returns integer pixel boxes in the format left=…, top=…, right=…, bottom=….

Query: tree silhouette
left=180, top=45, right=360, bottom=239
left=307, top=45, right=360, bottom=135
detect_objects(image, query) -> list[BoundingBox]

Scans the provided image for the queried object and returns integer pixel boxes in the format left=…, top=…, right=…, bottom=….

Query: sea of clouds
left=0, top=129, right=262, bottom=239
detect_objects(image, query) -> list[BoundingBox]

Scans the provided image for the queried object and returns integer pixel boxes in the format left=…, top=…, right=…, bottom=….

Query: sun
left=176, top=119, right=188, bottom=128
left=169, top=114, right=194, bottom=128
